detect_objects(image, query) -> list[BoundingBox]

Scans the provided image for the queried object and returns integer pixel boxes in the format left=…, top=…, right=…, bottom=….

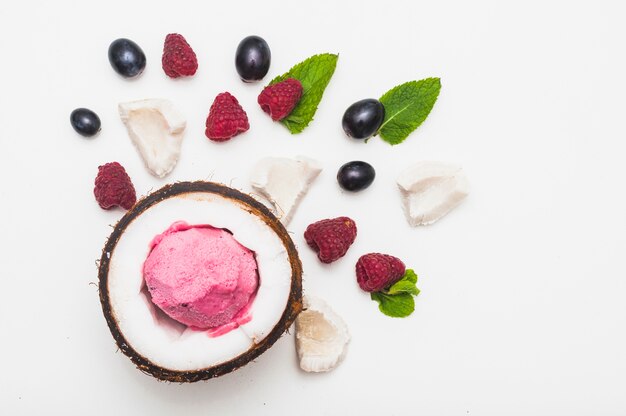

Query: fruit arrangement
left=76, top=34, right=469, bottom=381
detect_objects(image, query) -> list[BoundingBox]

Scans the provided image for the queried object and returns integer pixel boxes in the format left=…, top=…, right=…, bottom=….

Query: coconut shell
left=98, top=181, right=303, bottom=382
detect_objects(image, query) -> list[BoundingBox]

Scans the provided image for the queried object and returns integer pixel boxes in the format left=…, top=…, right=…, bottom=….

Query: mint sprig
left=377, top=78, right=441, bottom=145
left=371, top=292, right=415, bottom=318
left=269, top=53, right=338, bottom=134
left=370, top=269, right=420, bottom=318
left=387, top=280, right=420, bottom=296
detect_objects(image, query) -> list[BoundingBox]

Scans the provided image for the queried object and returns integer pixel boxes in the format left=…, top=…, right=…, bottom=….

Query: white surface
left=108, top=192, right=292, bottom=370
left=1, top=0, right=625, bottom=414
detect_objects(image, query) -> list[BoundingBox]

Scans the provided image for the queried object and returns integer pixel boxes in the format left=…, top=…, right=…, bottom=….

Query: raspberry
left=162, top=33, right=198, bottom=78
left=258, top=78, right=303, bottom=121
left=304, top=217, right=357, bottom=264
left=94, top=162, right=137, bottom=210
left=356, top=253, right=406, bottom=293
left=205, top=92, right=250, bottom=141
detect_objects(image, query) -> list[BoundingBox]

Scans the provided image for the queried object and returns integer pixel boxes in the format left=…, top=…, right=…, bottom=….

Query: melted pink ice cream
left=143, top=221, right=259, bottom=332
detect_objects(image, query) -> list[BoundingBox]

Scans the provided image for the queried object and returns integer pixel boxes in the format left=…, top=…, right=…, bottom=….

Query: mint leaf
left=371, top=292, right=415, bottom=318
left=378, top=78, right=441, bottom=145
left=387, top=280, right=420, bottom=296
left=386, top=269, right=419, bottom=294
left=403, top=269, right=418, bottom=284
left=370, top=269, right=420, bottom=317
left=269, top=53, right=338, bottom=134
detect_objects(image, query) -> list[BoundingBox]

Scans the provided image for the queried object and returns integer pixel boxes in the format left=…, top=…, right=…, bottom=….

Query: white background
left=1, top=0, right=625, bottom=414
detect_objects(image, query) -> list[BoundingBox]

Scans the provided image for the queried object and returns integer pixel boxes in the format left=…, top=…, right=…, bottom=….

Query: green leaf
left=378, top=77, right=441, bottom=145
left=370, top=268, right=421, bottom=318
left=403, top=269, right=418, bottom=284
left=387, top=280, right=420, bottom=296
left=371, top=292, right=415, bottom=318
left=269, top=53, right=338, bottom=134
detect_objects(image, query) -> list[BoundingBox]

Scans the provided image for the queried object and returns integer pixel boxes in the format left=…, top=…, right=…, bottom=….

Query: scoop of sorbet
left=143, top=222, right=259, bottom=330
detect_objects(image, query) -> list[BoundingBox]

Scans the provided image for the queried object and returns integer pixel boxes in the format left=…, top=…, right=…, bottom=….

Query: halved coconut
left=98, top=181, right=302, bottom=382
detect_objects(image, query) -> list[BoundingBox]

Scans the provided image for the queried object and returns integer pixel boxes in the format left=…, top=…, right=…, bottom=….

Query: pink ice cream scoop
left=143, top=221, right=259, bottom=330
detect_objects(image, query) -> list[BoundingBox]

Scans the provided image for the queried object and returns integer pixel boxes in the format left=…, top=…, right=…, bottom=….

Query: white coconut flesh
left=295, top=297, right=350, bottom=373
left=397, top=161, right=469, bottom=226
left=250, top=156, right=322, bottom=226
left=107, top=191, right=293, bottom=372
left=119, top=99, right=186, bottom=179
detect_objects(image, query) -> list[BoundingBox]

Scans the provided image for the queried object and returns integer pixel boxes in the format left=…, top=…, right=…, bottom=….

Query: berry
left=205, top=92, right=250, bottom=141
left=70, top=108, right=101, bottom=137
left=94, top=162, right=137, bottom=210
left=337, top=161, right=375, bottom=192
left=162, top=34, right=198, bottom=78
left=258, top=78, right=303, bottom=121
left=304, top=217, right=357, bottom=264
left=342, top=99, right=385, bottom=139
left=235, top=36, right=271, bottom=82
left=108, top=38, right=146, bottom=78
left=356, top=253, right=406, bottom=292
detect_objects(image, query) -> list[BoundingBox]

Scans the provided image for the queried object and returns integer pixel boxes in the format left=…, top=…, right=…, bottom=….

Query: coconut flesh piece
left=250, top=156, right=322, bottom=226
left=295, top=296, right=350, bottom=373
left=119, top=99, right=186, bottom=178
left=99, top=182, right=302, bottom=382
left=397, top=161, right=469, bottom=226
